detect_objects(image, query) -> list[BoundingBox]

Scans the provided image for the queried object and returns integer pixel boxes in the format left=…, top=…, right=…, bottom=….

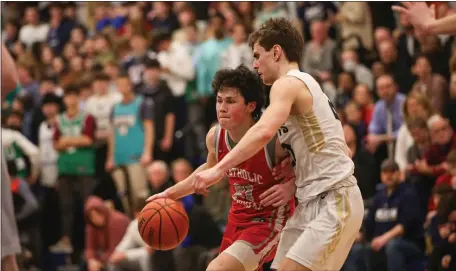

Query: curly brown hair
left=212, top=64, right=264, bottom=121
left=248, top=18, right=304, bottom=63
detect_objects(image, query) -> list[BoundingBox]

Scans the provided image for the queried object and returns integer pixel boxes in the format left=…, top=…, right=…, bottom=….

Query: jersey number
left=328, top=100, right=340, bottom=120
left=233, top=184, right=254, bottom=203
left=281, top=143, right=297, bottom=167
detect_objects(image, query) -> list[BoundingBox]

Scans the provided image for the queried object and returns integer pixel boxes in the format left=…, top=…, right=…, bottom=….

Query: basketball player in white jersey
left=195, top=18, right=364, bottom=271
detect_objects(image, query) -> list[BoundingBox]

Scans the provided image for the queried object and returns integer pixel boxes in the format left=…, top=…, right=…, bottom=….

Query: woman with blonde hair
left=395, top=92, right=435, bottom=175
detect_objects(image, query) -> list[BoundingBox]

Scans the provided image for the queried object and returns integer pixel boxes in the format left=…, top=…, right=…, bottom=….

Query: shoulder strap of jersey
left=214, top=125, right=222, bottom=162
left=285, top=70, right=322, bottom=99
left=264, top=134, right=277, bottom=170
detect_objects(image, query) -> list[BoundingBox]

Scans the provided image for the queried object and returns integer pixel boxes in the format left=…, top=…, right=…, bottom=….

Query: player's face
left=216, top=88, right=255, bottom=130
left=253, top=43, right=277, bottom=86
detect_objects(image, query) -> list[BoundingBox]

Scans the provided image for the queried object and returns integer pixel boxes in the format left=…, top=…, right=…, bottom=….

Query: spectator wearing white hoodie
left=108, top=197, right=152, bottom=271
left=18, top=6, right=49, bottom=48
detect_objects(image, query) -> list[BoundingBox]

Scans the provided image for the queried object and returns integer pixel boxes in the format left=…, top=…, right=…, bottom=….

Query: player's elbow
left=258, top=125, right=276, bottom=143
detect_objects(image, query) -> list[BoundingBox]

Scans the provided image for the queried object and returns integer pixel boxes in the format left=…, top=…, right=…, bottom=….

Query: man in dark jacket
left=345, top=159, right=424, bottom=271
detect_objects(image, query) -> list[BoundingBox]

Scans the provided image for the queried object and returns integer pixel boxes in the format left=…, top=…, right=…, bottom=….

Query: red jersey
left=215, top=126, right=294, bottom=228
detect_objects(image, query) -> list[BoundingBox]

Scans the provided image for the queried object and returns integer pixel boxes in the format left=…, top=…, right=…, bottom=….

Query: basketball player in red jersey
left=147, top=65, right=296, bottom=271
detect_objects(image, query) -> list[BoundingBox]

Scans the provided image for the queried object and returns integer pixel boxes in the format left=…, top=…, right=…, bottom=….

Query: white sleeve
left=114, top=221, right=138, bottom=253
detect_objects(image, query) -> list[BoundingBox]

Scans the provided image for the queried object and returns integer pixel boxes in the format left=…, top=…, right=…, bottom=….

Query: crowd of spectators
left=1, top=2, right=456, bottom=271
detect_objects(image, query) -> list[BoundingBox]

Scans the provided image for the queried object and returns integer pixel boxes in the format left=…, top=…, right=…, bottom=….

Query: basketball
left=137, top=198, right=189, bottom=250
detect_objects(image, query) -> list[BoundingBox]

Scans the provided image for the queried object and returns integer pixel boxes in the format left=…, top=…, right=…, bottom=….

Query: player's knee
left=206, top=253, right=246, bottom=271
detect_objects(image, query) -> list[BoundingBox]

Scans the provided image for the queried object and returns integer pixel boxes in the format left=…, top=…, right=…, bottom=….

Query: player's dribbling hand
left=194, top=167, right=224, bottom=196
left=146, top=190, right=169, bottom=203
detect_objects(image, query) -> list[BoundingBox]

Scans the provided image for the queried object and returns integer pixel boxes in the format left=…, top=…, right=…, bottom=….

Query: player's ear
left=247, top=102, right=256, bottom=113
left=273, top=45, right=281, bottom=61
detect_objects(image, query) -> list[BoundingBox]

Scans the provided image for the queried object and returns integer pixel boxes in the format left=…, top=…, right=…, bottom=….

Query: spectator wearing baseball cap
left=345, top=159, right=425, bottom=271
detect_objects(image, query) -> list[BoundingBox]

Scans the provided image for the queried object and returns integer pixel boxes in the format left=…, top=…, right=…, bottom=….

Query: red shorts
left=219, top=222, right=280, bottom=271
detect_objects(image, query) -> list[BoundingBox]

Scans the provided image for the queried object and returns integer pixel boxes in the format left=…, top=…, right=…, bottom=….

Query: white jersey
left=277, top=70, right=355, bottom=203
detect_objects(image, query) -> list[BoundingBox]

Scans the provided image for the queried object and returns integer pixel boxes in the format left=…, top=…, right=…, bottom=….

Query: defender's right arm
left=146, top=126, right=219, bottom=202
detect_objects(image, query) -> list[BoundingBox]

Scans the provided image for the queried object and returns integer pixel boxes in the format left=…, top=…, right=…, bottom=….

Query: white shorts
left=271, top=179, right=364, bottom=271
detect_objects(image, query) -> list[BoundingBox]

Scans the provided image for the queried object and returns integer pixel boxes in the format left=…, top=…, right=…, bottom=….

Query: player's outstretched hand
left=259, top=178, right=296, bottom=207
left=392, top=2, right=436, bottom=35
left=146, top=190, right=169, bottom=202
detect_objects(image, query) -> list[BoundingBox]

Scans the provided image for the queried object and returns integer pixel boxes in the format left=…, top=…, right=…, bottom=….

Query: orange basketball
left=137, top=198, right=189, bottom=250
